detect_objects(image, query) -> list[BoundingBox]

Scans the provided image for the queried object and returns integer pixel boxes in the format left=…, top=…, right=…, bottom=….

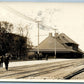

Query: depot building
left=29, top=33, right=83, bottom=58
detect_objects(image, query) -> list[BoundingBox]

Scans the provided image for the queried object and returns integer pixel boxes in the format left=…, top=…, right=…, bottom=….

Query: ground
left=0, top=58, right=84, bottom=81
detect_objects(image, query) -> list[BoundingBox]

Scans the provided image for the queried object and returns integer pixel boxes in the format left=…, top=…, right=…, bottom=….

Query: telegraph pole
left=37, top=21, right=41, bottom=55
left=55, top=29, right=56, bottom=58
left=54, top=29, right=56, bottom=59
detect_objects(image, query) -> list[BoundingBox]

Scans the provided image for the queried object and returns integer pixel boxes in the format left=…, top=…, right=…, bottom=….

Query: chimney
left=49, top=33, right=52, bottom=37
left=54, top=33, right=58, bottom=38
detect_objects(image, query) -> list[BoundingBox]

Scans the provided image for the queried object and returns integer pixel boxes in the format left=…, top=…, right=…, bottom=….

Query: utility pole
left=55, top=29, right=56, bottom=58
left=37, top=21, right=41, bottom=55
left=54, top=29, right=57, bottom=59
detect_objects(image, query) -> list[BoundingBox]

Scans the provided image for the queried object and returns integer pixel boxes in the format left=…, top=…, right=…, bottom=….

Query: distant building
left=29, top=33, right=83, bottom=58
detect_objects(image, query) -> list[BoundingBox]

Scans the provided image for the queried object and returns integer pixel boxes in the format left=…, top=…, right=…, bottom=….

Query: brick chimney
left=49, top=33, right=52, bottom=37
left=54, top=33, right=58, bottom=38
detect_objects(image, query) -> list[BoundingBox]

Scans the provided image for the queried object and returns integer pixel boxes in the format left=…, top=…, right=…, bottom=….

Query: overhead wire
left=1, top=4, right=57, bottom=31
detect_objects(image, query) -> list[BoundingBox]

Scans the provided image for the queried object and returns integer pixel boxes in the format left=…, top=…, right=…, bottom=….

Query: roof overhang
left=29, top=49, right=76, bottom=53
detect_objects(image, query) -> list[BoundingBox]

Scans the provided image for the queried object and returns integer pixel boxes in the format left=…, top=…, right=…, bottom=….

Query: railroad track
left=16, top=60, right=84, bottom=79
left=9, top=59, right=74, bottom=70
left=0, top=59, right=74, bottom=74
left=0, top=59, right=84, bottom=79
left=17, top=63, right=75, bottom=79
left=0, top=61, right=75, bottom=78
left=64, top=68, right=84, bottom=79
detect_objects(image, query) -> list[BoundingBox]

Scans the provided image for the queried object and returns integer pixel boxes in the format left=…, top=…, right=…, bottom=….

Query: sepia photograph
left=0, top=2, right=84, bottom=81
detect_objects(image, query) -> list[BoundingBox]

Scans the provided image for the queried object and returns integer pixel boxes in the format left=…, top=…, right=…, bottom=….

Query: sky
left=0, top=2, right=84, bottom=51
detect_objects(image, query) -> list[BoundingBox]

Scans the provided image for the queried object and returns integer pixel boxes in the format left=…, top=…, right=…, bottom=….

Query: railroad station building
left=29, top=33, right=83, bottom=59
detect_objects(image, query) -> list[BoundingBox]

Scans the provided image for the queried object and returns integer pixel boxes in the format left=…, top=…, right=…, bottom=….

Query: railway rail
left=0, top=59, right=84, bottom=79
left=64, top=68, right=84, bottom=79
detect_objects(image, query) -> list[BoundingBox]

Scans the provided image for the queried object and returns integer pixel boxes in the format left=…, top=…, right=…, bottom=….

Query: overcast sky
left=0, top=2, right=84, bottom=51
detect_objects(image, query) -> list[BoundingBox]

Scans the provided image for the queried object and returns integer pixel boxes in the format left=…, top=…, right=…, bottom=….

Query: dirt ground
left=0, top=59, right=84, bottom=81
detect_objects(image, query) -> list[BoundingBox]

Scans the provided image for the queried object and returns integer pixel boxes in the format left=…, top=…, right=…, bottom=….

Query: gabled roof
left=38, top=35, right=66, bottom=50
left=30, top=33, right=83, bottom=53
left=58, top=33, right=78, bottom=44
left=35, top=33, right=79, bottom=52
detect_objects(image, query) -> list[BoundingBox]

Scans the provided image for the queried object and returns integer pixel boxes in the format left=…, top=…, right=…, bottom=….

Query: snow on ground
left=3, top=59, right=73, bottom=68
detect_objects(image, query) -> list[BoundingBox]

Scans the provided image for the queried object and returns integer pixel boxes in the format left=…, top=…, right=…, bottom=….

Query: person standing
left=4, top=53, right=9, bottom=71
left=46, top=54, right=48, bottom=60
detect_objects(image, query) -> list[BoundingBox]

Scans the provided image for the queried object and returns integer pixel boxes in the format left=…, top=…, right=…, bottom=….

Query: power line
left=2, top=4, right=57, bottom=31
left=2, top=4, right=58, bottom=57
left=2, top=5, right=37, bottom=23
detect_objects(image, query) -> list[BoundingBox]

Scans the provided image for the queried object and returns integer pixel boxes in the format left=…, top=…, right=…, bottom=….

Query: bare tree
left=24, top=25, right=33, bottom=48
left=0, top=21, right=14, bottom=33
left=17, top=24, right=33, bottom=48
left=25, top=25, right=29, bottom=37
left=8, top=23, right=13, bottom=33
left=17, top=24, right=24, bottom=36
